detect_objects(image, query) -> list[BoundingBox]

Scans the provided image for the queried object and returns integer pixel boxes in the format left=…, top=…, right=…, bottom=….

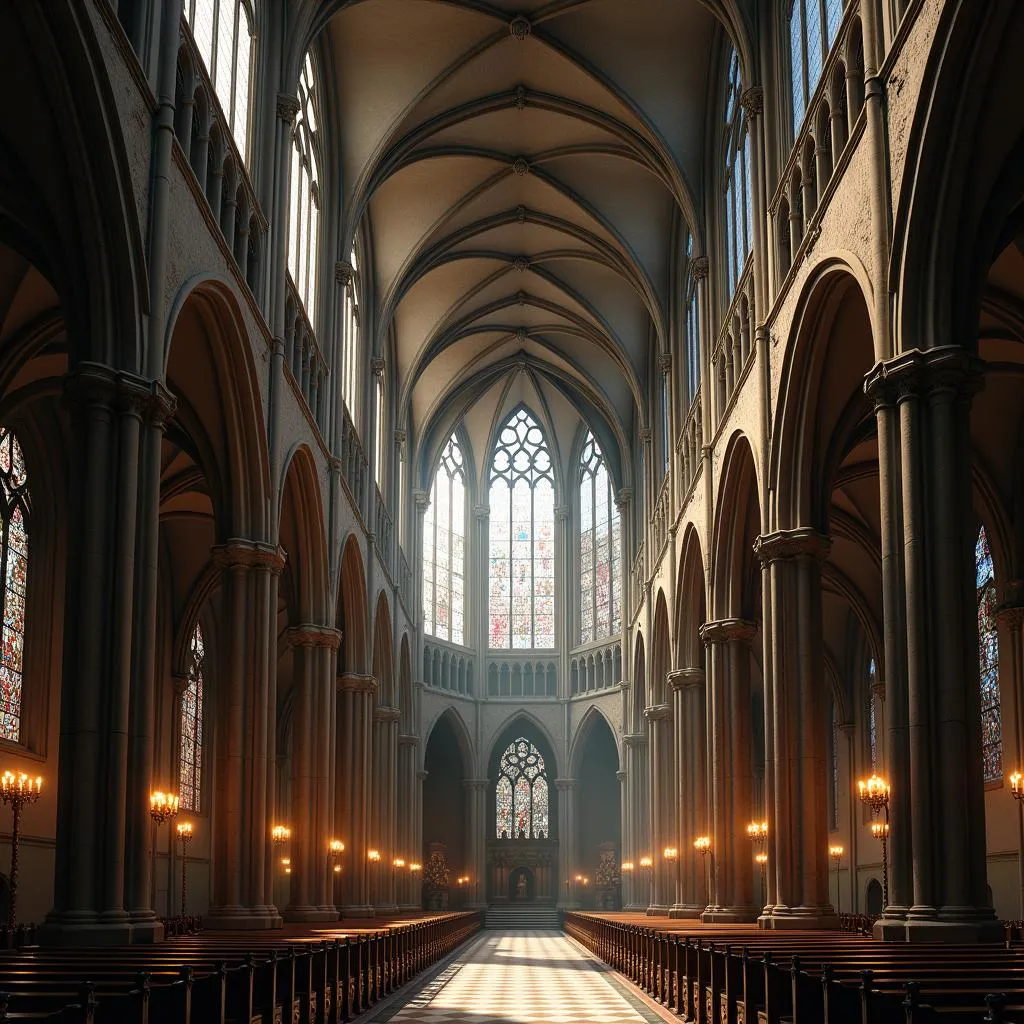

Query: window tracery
left=976, top=525, right=1001, bottom=782
left=488, top=409, right=555, bottom=649
left=374, top=364, right=386, bottom=491
left=342, top=246, right=360, bottom=423
left=495, top=738, right=549, bottom=839
left=789, top=0, right=846, bottom=138
left=183, top=0, right=254, bottom=164
left=179, top=624, right=205, bottom=812
left=684, top=234, right=701, bottom=403
left=578, top=432, right=620, bottom=646
left=0, top=428, right=28, bottom=743
left=868, top=656, right=878, bottom=772
left=424, top=436, right=466, bottom=646
left=287, top=54, right=320, bottom=324
left=723, top=48, right=752, bottom=300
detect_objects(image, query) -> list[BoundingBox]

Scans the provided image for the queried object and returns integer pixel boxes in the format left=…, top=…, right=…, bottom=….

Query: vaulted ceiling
left=318, top=0, right=727, bottom=484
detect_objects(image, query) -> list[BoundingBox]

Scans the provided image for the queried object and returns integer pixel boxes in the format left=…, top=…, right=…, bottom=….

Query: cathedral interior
left=1, top=0, right=1024, bottom=1019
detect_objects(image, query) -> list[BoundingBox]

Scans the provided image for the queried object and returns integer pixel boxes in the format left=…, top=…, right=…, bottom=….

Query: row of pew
left=0, top=910, right=482, bottom=1022
left=564, top=911, right=1021, bottom=1023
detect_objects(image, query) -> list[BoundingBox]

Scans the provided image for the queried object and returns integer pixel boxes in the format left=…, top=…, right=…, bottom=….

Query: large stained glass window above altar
left=496, top=738, right=549, bottom=839
left=488, top=408, right=555, bottom=649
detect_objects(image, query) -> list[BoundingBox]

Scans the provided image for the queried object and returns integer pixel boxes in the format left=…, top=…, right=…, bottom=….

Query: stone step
left=484, top=904, right=562, bottom=930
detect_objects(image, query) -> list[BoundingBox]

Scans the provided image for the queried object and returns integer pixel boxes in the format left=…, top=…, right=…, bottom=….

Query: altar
left=486, top=838, right=557, bottom=903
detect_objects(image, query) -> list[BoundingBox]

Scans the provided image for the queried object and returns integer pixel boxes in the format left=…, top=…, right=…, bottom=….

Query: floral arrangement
left=595, top=848, right=618, bottom=888
left=424, top=851, right=450, bottom=889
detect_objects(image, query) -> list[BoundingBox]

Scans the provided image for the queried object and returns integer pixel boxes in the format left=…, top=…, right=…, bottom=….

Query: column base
left=557, top=901, right=581, bottom=911
left=283, top=907, right=339, bottom=924
left=758, top=905, right=838, bottom=930
left=341, top=904, right=376, bottom=918
left=373, top=902, right=398, bottom=915
left=874, top=906, right=1002, bottom=943
left=668, top=904, right=704, bottom=919
left=38, top=912, right=166, bottom=946
left=701, top=906, right=760, bottom=924
left=646, top=904, right=670, bottom=916
left=205, top=906, right=283, bottom=930
left=623, top=902, right=646, bottom=912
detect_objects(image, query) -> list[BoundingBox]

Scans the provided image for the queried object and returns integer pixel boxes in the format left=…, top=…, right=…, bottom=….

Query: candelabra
left=694, top=836, right=712, bottom=909
left=829, top=844, right=844, bottom=917
left=620, top=860, right=634, bottom=908
left=755, top=851, right=768, bottom=895
left=271, top=824, right=291, bottom=845
left=638, top=855, right=653, bottom=907
left=1011, top=772, right=1024, bottom=918
left=176, top=822, right=194, bottom=919
left=746, top=821, right=768, bottom=846
left=858, top=774, right=890, bottom=910
left=0, top=772, right=41, bottom=930
left=368, top=848, right=381, bottom=904
left=149, top=790, right=179, bottom=921
left=663, top=847, right=679, bottom=908
left=393, top=857, right=405, bottom=904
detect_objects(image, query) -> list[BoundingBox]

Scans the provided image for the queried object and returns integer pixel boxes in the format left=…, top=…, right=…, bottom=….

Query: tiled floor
left=373, top=930, right=670, bottom=1024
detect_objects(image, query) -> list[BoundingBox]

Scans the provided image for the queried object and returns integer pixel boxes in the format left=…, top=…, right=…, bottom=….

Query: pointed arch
left=279, top=443, right=329, bottom=625
left=372, top=590, right=394, bottom=707
left=632, top=631, right=646, bottom=734
left=711, top=432, right=761, bottom=619
left=398, top=632, right=413, bottom=733
left=423, top=705, right=475, bottom=777
left=674, top=525, right=707, bottom=670
left=337, top=534, right=369, bottom=675
left=423, top=432, right=467, bottom=645
left=578, top=429, right=622, bottom=645
left=650, top=589, right=671, bottom=706
left=569, top=705, right=620, bottom=779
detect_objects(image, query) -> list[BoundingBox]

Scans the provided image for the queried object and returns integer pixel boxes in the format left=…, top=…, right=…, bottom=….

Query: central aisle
left=375, top=930, right=669, bottom=1024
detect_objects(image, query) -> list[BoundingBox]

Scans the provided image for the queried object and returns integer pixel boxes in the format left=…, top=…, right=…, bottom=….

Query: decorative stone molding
left=643, top=703, right=672, bottom=721
left=512, top=256, right=530, bottom=272
left=555, top=505, right=569, bottom=522
left=740, top=85, right=764, bottom=121
left=691, top=256, right=709, bottom=281
left=616, top=770, right=627, bottom=782
left=276, top=93, right=300, bottom=124
left=753, top=527, right=831, bottom=565
left=334, top=261, right=353, bottom=286
left=370, top=356, right=386, bottom=378
left=516, top=205, right=528, bottom=223
left=516, top=290, right=527, bottom=306
left=510, top=15, right=532, bottom=39
left=212, top=538, right=287, bottom=573
left=413, top=488, right=431, bottom=511
left=514, top=84, right=528, bottom=110
left=516, top=327, right=528, bottom=344
left=417, top=770, right=429, bottom=781
left=639, top=427, right=652, bottom=444
left=64, top=364, right=177, bottom=426
left=399, top=733, right=420, bottom=747
left=512, top=157, right=530, bottom=176
left=864, top=346, right=984, bottom=408
left=554, top=778, right=576, bottom=791
left=463, top=779, right=489, bottom=792
left=668, top=667, right=705, bottom=689
left=338, top=672, right=378, bottom=695
left=473, top=504, right=490, bottom=520
left=699, top=618, right=757, bottom=645
left=394, top=429, right=407, bottom=461
left=615, top=487, right=634, bottom=509
left=622, top=733, right=648, bottom=747
left=658, top=352, right=672, bottom=375
left=373, top=706, right=402, bottom=723
left=287, top=624, right=342, bottom=650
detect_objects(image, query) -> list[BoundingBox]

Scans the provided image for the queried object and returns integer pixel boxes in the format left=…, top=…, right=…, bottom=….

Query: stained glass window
left=660, top=373, right=671, bottom=476
left=685, top=233, right=701, bottom=402
left=495, top=737, right=549, bottom=839
left=976, top=526, right=1001, bottom=783
left=179, top=624, right=205, bottom=812
left=374, top=366, right=386, bottom=491
left=0, top=429, right=29, bottom=743
left=424, top=435, right=466, bottom=645
left=341, top=246, right=360, bottom=423
left=723, top=48, right=752, bottom=301
left=868, top=657, right=878, bottom=772
left=579, top=432, right=621, bottom=646
left=488, top=409, right=555, bottom=649
left=829, top=700, right=839, bottom=831
left=789, top=0, right=846, bottom=139
left=183, top=0, right=255, bottom=164
left=287, top=54, right=321, bottom=325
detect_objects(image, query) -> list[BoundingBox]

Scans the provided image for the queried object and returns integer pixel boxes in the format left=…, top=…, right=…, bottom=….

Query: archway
left=370, top=592, right=397, bottom=910
left=648, top=591, right=673, bottom=912
left=573, top=711, right=621, bottom=911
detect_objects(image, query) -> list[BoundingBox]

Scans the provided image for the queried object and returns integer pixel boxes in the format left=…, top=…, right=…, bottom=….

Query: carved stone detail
left=669, top=667, right=705, bottom=689
left=338, top=673, right=378, bottom=695
left=864, top=346, right=984, bottom=409
left=740, top=86, right=764, bottom=120
left=510, top=15, right=532, bottom=40
left=370, top=356, right=386, bottom=377
left=753, top=528, right=831, bottom=565
left=699, top=618, right=758, bottom=646
left=514, top=84, right=528, bottom=110
left=287, top=625, right=342, bottom=650
left=512, top=157, right=530, bottom=176
left=276, top=93, right=301, bottom=124
left=212, top=539, right=287, bottom=574
left=512, top=256, right=530, bottom=272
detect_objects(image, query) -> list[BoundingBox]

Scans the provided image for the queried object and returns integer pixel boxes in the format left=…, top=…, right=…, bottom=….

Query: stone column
left=865, top=349, right=1000, bottom=942
left=556, top=779, right=577, bottom=908
left=463, top=780, right=488, bottom=909
left=699, top=619, right=758, bottom=923
left=616, top=769, right=629, bottom=907
left=754, top=530, right=836, bottom=930
left=397, top=734, right=420, bottom=908
left=371, top=705, right=400, bottom=911
left=998, top=600, right=1024, bottom=919
left=337, top=673, right=376, bottom=916
left=284, top=626, right=340, bottom=922
left=669, top=668, right=706, bottom=917
left=622, top=734, right=648, bottom=910
left=644, top=703, right=672, bottom=913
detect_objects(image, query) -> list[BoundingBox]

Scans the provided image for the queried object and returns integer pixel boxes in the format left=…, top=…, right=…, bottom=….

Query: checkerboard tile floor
left=374, top=930, right=667, bottom=1024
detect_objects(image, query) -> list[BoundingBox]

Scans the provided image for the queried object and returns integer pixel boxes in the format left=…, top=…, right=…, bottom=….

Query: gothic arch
left=674, top=525, right=707, bottom=670
left=398, top=632, right=413, bottom=733
left=711, top=432, right=761, bottom=620
left=650, top=590, right=672, bottom=706
left=569, top=705, right=620, bottom=779
left=485, top=711, right=559, bottom=784
left=632, top=631, right=646, bottom=734
left=422, top=706, right=475, bottom=777
left=278, top=444, right=329, bottom=625
left=371, top=591, right=395, bottom=707
left=337, top=534, right=369, bottom=675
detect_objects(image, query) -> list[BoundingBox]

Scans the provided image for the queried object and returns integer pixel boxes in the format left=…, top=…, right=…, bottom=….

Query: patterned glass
left=868, top=657, right=878, bottom=772
left=830, top=701, right=839, bottom=831
left=790, top=0, right=843, bottom=141
left=488, top=409, right=555, bottom=649
left=495, top=738, right=549, bottom=839
left=579, top=433, right=621, bottom=645
left=790, top=0, right=806, bottom=137
left=723, top=47, right=751, bottom=302
left=179, top=624, right=205, bottom=812
left=976, top=526, right=1001, bottom=782
left=287, top=54, right=320, bottom=323
left=0, top=428, right=28, bottom=743
left=424, top=435, right=466, bottom=645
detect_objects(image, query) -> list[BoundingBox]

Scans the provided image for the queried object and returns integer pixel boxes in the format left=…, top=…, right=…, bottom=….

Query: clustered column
left=644, top=703, right=673, bottom=913
left=622, top=733, right=648, bottom=910
left=755, top=529, right=836, bottom=929
left=397, top=734, right=420, bottom=908
left=865, top=348, right=1000, bottom=941
left=556, top=779, right=576, bottom=907
left=669, top=667, right=706, bottom=917
left=700, top=618, right=758, bottom=923
left=464, top=780, right=488, bottom=908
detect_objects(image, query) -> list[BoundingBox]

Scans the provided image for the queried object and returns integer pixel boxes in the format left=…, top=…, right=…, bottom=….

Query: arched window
left=789, top=0, right=845, bottom=139
left=374, top=364, right=386, bottom=491
left=579, top=432, right=620, bottom=645
left=976, top=525, right=1001, bottom=782
left=341, top=246, right=360, bottom=423
left=0, top=429, right=29, bottom=743
left=424, top=436, right=466, bottom=645
left=660, top=371, right=671, bottom=476
left=723, top=48, right=752, bottom=300
left=684, top=233, right=701, bottom=403
left=495, top=738, right=549, bottom=839
left=183, top=0, right=255, bottom=164
left=488, top=409, right=555, bottom=649
left=179, top=624, right=205, bottom=812
left=287, top=54, right=321, bottom=324
left=829, top=698, right=839, bottom=831
left=868, top=656, right=878, bottom=772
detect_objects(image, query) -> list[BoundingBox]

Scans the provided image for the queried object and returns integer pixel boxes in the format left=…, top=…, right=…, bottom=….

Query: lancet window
left=684, top=234, right=701, bottom=403
left=179, top=624, right=205, bottom=812
left=423, top=436, right=466, bottom=646
left=495, top=738, right=549, bottom=839
left=976, top=525, right=1001, bottom=782
left=488, top=409, right=555, bottom=649
left=341, top=246, right=360, bottom=422
left=789, top=0, right=845, bottom=138
left=578, top=432, right=620, bottom=645
left=868, top=656, right=878, bottom=772
left=287, top=54, right=321, bottom=324
left=723, top=48, right=753, bottom=300
left=0, top=428, right=29, bottom=743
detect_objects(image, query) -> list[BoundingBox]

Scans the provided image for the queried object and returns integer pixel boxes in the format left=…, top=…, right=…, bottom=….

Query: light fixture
left=149, top=790, right=180, bottom=825
left=368, top=848, right=381, bottom=862
left=0, top=772, right=42, bottom=930
left=693, top=836, right=711, bottom=855
left=746, top=821, right=768, bottom=845
left=663, top=847, right=678, bottom=861
left=271, top=825, right=291, bottom=845
left=329, top=839, right=345, bottom=855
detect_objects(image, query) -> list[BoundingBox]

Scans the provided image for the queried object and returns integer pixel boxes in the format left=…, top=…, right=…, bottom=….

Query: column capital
left=754, top=527, right=830, bottom=564
left=555, top=505, right=569, bottom=522
left=623, top=733, right=648, bottom=747
left=413, top=488, right=431, bottom=511
left=334, top=260, right=354, bottom=286
left=373, top=705, right=401, bottom=723
left=669, top=667, right=705, bottom=689
left=643, top=702, right=672, bottom=721
left=639, top=427, right=653, bottom=444
left=554, top=778, right=576, bottom=792
left=690, top=256, right=709, bottom=281
left=658, top=352, right=672, bottom=375
left=398, top=733, right=420, bottom=747
left=473, top=504, right=490, bottom=520
left=615, top=487, right=634, bottom=509
left=863, top=346, right=984, bottom=408
left=276, top=92, right=301, bottom=125
left=212, top=538, right=287, bottom=574
left=370, top=356, right=386, bottom=378
left=740, top=85, right=764, bottom=121
left=64, top=364, right=177, bottom=425
left=417, top=770, right=429, bottom=781
left=616, top=770, right=627, bottom=782
left=699, top=618, right=757, bottom=645
left=286, top=624, right=342, bottom=650
left=463, top=779, right=489, bottom=792
left=338, top=672, right=377, bottom=695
